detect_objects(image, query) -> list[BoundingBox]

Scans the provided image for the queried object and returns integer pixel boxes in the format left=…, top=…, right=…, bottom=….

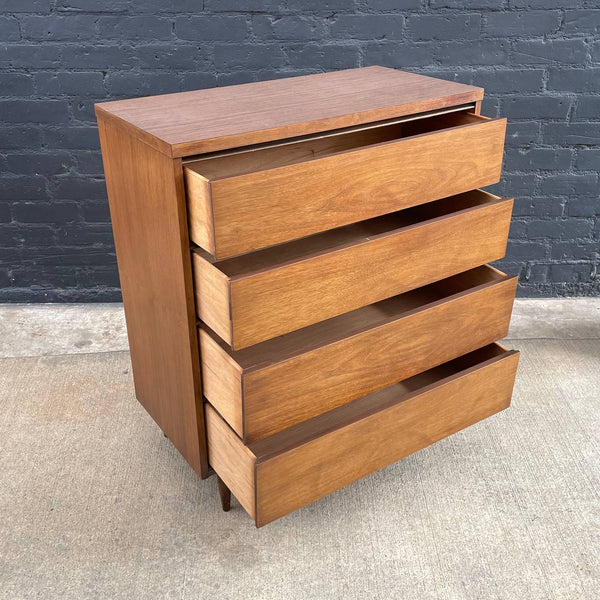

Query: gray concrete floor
left=0, top=300, right=599, bottom=599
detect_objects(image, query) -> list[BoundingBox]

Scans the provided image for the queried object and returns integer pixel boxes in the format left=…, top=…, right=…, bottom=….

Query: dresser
left=95, top=66, right=519, bottom=527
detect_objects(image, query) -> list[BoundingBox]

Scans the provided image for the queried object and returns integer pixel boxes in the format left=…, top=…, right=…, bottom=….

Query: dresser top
left=95, top=66, right=483, bottom=158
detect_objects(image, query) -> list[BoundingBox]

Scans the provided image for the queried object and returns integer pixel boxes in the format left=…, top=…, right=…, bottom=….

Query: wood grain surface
left=185, top=112, right=506, bottom=258
left=252, top=345, right=520, bottom=526
left=97, top=117, right=208, bottom=477
left=199, top=265, right=517, bottom=442
left=192, top=190, right=513, bottom=349
left=95, top=66, right=483, bottom=157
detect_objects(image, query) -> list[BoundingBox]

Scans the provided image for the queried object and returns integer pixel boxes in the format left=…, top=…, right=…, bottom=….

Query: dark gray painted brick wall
left=1, top=1, right=599, bottom=301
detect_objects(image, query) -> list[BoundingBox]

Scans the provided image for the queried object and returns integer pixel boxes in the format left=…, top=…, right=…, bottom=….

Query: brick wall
left=1, top=0, right=598, bottom=301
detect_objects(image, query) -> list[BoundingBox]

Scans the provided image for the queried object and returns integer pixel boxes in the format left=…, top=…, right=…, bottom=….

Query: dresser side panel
left=98, top=117, right=208, bottom=477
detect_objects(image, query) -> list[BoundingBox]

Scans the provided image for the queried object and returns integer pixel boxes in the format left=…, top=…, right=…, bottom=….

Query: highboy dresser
left=96, top=66, right=519, bottom=527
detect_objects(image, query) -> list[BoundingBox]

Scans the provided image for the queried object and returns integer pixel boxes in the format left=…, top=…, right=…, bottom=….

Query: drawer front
left=193, top=191, right=513, bottom=350
left=200, top=265, right=517, bottom=442
left=205, top=344, right=520, bottom=527
left=185, top=112, right=506, bottom=259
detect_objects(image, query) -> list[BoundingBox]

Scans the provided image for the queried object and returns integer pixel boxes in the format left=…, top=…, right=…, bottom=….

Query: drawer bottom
left=206, top=343, right=519, bottom=527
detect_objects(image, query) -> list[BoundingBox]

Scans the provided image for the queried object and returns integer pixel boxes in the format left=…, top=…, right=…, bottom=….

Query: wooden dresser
left=95, top=66, right=519, bottom=527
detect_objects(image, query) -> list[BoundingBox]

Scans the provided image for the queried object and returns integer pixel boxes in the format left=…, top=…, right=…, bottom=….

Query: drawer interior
left=202, top=264, right=513, bottom=370
left=186, top=110, right=488, bottom=181
left=195, top=189, right=507, bottom=278
left=249, top=343, right=515, bottom=459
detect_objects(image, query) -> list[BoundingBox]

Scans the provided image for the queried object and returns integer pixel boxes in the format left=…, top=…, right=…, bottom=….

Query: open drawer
left=200, top=265, right=517, bottom=443
left=206, top=343, right=520, bottom=527
left=192, top=189, right=513, bottom=349
left=184, top=109, right=506, bottom=259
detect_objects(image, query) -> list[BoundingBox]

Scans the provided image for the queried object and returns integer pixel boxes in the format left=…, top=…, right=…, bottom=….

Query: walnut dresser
left=95, top=66, right=519, bottom=527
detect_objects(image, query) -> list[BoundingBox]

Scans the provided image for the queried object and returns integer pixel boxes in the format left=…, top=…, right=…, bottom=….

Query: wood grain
left=185, top=112, right=506, bottom=258
left=199, top=266, right=517, bottom=442
left=97, top=117, right=208, bottom=477
left=253, top=345, right=520, bottom=526
left=95, top=66, right=483, bottom=157
left=205, top=404, right=255, bottom=518
left=192, top=190, right=513, bottom=349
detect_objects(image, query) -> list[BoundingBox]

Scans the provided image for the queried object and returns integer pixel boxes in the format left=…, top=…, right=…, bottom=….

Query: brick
left=286, top=44, right=360, bottom=70
left=57, top=224, right=114, bottom=246
left=176, top=16, right=248, bottom=41
left=471, top=69, right=544, bottom=93
left=363, top=43, right=433, bottom=68
left=511, top=0, right=578, bottom=6
left=81, top=201, right=111, bottom=223
left=60, top=45, right=134, bottom=69
left=182, top=72, right=218, bottom=91
left=13, top=202, right=79, bottom=224
left=407, top=14, right=480, bottom=41
left=33, top=72, right=105, bottom=96
left=73, top=152, right=104, bottom=175
left=133, top=45, right=208, bottom=70
left=566, top=198, right=599, bottom=217
left=0, top=73, right=34, bottom=96
left=551, top=243, right=599, bottom=261
left=365, top=0, right=421, bottom=9
left=548, top=69, right=600, bottom=93
left=436, top=40, right=508, bottom=65
left=70, top=100, right=98, bottom=123
left=53, top=177, right=107, bottom=201
left=504, top=148, right=572, bottom=172
left=485, top=11, right=561, bottom=37
left=496, top=173, right=537, bottom=197
left=508, top=220, right=526, bottom=239
left=576, top=150, right=600, bottom=171
left=97, top=16, right=173, bottom=41
left=2, top=1, right=51, bottom=11
left=214, top=44, right=286, bottom=70
left=480, top=96, right=499, bottom=117
left=206, top=0, right=356, bottom=11
left=3, top=224, right=56, bottom=247
left=513, top=198, right=563, bottom=217
left=0, top=176, right=48, bottom=201
left=56, top=0, right=129, bottom=11
left=21, top=15, right=100, bottom=41
left=501, top=97, right=572, bottom=120
left=563, top=10, right=600, bottom=35
left=549, top=264, right=592, bottom=284
left=575, top=96, right=600, bottom=120
left=543, top=123, right=600, bottom=145
left=512, top=39, right=587, bottom=65
left=43, top=127, right=100, bottom=150
left=0, top=127, right=42, bottom=150
left=539, top=174, right=598, bottom=197
left=0, top=45, right=62, bottom=68
left=527, top=220, right=563, bottom=239
left=505, top=121, right=541, bottom=147
left=330, top=15, right=404, bottom=40
left=0, top=100, right=69, bottom=124
left=105, top=72, right=181, bottom=96
left=561, top=219, right=593, bottom=240
left=431, top=0, right=498, bottom=6
left=253, top=16, right=326, bottom=40
left=6, top=153, right=73, bottom=176
left=0, top=204, right=11, bottom=223
left=506, top=241, right=547, bottom=261
left=0, top=16, right=21, bottom=41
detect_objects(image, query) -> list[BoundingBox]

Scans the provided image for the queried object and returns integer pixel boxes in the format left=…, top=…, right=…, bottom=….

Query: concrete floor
left=0, top=300, right=599, bottom=599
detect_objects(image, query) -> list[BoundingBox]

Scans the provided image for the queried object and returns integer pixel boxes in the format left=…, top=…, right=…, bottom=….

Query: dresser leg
left=217, top=476, right=231, bottom=512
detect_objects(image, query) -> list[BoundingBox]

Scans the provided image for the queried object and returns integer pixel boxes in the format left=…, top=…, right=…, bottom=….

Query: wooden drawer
left=206, top=343, right=520, bottom=527
left=200, top=265, right=517, bottom=442
left=184, top=110, right=506, bottom=259
left=192, top=189, right=513, bottom=350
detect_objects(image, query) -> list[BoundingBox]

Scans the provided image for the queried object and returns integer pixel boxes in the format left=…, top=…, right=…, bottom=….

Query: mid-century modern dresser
left=96, top=66, right=519, bottom=527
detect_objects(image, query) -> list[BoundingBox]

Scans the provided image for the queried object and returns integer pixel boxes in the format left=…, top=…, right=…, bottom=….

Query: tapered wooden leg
left=217, top=476, right=231, bottom=512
